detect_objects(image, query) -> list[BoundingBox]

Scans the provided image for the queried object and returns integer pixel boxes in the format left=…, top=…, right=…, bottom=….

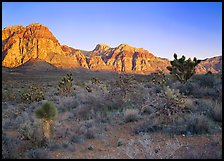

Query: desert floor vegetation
left=2, top=69, right=222, bottom=159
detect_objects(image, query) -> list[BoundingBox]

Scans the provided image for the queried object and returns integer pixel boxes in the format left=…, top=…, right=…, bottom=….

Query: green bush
left=58, top=73, right=74, bottom=96
left=161, top=86, right=186, bottom=108
left=34, top=101, right=58, bottom=140
left=151, top=70, right=169, bottom=87
left=21, top=84, right=45, bottom=103
left=167, top=53, right=201, bottom=84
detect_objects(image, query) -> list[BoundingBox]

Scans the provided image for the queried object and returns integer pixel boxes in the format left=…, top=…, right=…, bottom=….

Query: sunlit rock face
left=195, top=56, right=222, bottom=74
left=90, top=43, right=170, bottom=74
left=2, top=23, right=221, bottom=74
left=2, top=23, right=88, bottom=69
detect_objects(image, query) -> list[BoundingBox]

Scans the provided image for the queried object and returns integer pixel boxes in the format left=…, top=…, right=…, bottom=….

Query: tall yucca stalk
left=34, top=101, right=58, bottom=140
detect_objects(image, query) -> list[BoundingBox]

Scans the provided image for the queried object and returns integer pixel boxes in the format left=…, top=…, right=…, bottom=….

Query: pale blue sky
left=2, top=2, right=222, bottom=60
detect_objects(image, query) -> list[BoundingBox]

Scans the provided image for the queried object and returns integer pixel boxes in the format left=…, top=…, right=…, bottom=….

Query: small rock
left=117, top=138, right=124, bottom=147
left=88, top=145, right=93, bottom=150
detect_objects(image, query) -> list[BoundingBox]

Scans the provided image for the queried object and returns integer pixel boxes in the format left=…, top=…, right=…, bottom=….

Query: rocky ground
left=2, top=69, right=222, bottom=159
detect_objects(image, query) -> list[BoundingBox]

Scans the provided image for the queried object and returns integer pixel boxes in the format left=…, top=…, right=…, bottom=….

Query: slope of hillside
left=2, top=23, right=88, bottom=69
left=195, top=56, right=222, bottom=74
left=2, top=23, right=222, bottom=74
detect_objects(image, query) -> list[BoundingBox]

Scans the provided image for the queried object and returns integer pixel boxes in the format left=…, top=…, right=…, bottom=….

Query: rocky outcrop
left=195, top=56, right=222, bottom=74
left=2, top=23, right=222, bottom=75
left=2, top=23, right=88, bottom=69
left=90, top=44, right=170, bottom=74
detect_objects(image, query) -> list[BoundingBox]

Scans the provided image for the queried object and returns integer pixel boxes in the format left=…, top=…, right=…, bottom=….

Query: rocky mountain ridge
left=2, top=23, right=222, bottom=74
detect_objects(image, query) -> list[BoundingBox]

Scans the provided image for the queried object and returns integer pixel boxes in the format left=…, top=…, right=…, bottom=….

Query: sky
left=2, top=2, right=222, bottom=60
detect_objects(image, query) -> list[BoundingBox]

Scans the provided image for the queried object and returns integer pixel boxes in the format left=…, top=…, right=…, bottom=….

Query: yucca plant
left=34, top=101, right=58, bottom=140
left=167, top=53, right=201, bottom=84
left=57, top=73, right=74, bottom=96
left=151, top=69, right=169, bottom=88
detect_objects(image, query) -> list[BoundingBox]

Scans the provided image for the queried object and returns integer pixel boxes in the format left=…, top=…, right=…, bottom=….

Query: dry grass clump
left=211, top=102, right=222, bottom=122
left=124, top=109, right=139, bottom=123
left=187, top=114, right=212, bottom=135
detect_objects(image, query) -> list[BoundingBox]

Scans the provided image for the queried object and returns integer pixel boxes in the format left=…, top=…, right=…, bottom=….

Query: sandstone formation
left=195, top=56, right=222, bottom=74
left=2, top=23, right=222, bottom=74
left=2, top=23, right=88, bottom=69
left=89, top=44, right=170, bottom=74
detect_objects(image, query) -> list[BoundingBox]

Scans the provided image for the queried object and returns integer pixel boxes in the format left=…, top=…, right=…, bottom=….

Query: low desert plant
left=192, top=74, right=215, bottom=88
left=151, top=70, right=169, bottom=88
left=2, top=90, right=17, bottom=102
left=211, top=101, right=222, bottom=122
left=25, top=148, right=51, bottom=159
left=160, top=86, right=186, bottom=108
left=124, top=109, right=139, bottom=123
left=58, top=73, right=74, bottom=96
left=2, top=135, right=21, bottom=159
left=187, top=114, right=211, bottom=135
left=34, top=101, right=58, bottom=140
left=21, top=84, right=45, bottom=103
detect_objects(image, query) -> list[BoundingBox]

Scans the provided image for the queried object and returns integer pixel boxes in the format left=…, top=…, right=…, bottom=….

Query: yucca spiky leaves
left=34, top=101, right=58, bottom=140
left=57, top=73, right=74, bottom=96
left=35, top=101, right=58, bottom=120
left=167, top=53, right=201, bottom=84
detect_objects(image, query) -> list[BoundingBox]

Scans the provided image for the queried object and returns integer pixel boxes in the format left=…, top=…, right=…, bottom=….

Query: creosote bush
left=211, top=102, right=222, bottom=122
left=34, top=101, right=58, bottom=140
left=124, top=109, right=139, bottom=123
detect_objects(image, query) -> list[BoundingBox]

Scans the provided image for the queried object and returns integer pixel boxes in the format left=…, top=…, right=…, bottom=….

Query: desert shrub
left=186, top=114, right=212, bottom=135
left=57, top=73, right=74, bottom=96
left=160, top=86, right=186, bottom=109
left=18, top=122, right=46, bottom=148
left=25, top=148, right=51, bottom=159
left=21, top=84, right=45, bottom=103
left=2, top=90, right=17, bottom=102
left=70, top=134, right=85, bottom=144
left=192, top=74, right=215, bottom=88
left=34, top=101, right=58, bottom=140
left=76, top=105, right=93, bottom=120
left=211, top=101, right=222, bottom=122
left=56, top=96, right=78, bottom=112
left=85, top=128, right=96, bottom=139
left=176, top=81, right=195, bottom=95
left=124, top=109, right=139, bottom=123
left=150, top=70, right=169, bottom=87
left=135, top=123, right=163, bottom=134
left=90, top=77, right=102, bottom=84
left=107, top=103, right=122, bottom=112
left=191, top=86, right=219, bottom=99
left=2, top=135, right=21, bottom=159
left=75, top=80, right=86, bottom=88
left=188, top=99, right=214, bottom=116
left=115, top=73, right=136, bottom=101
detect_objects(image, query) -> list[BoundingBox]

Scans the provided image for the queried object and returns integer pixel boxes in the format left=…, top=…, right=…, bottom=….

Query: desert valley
left=2, top=23, right=222, bottom=159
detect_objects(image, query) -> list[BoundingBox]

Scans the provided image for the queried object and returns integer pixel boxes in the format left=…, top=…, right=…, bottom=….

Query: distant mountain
left=2, top=23, right=88, bottom=69
left=2, top=23, right=222, bottom=74
left=195, top=56, right=222, bottom=74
